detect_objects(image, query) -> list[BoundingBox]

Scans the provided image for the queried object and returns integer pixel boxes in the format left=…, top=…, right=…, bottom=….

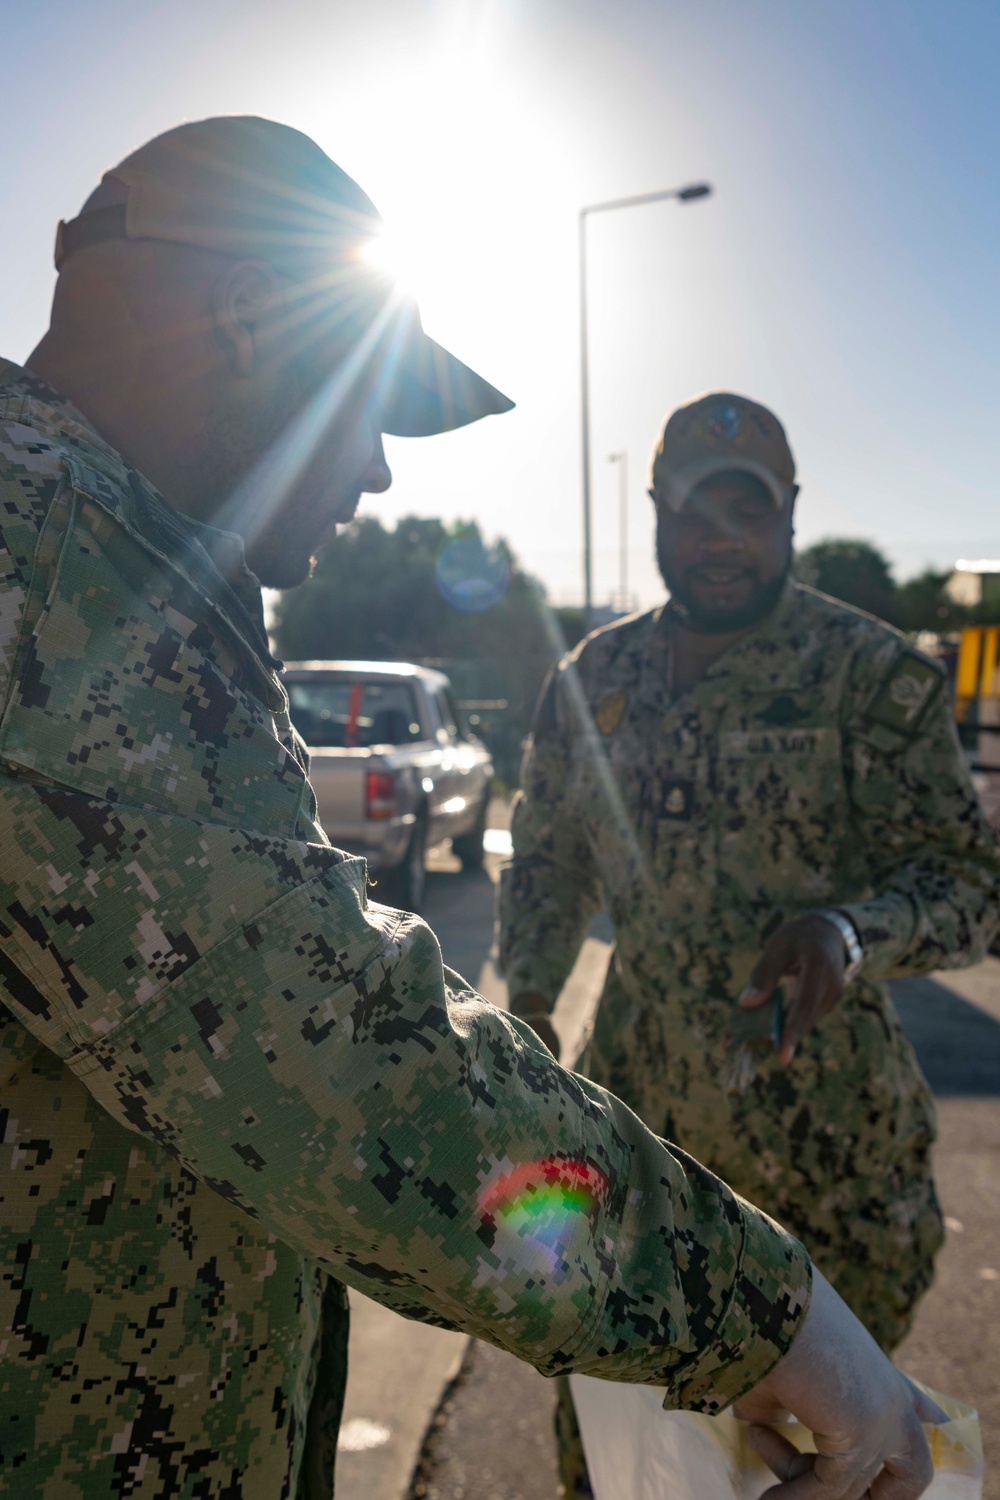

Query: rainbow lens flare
left=478, top=1158, right=609, bottom=1266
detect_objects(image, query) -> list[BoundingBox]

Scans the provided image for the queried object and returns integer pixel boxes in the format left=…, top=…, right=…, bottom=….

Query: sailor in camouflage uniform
left=500, top=392, right=1000, bottom=1492
left=0, top=124, right=944, bottom=1500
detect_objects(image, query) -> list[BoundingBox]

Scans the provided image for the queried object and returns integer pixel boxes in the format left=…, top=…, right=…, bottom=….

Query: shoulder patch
left=866, top=651, right=943, bottom=738
left=595, top=691, right=628, bottom=736
left=63, top=454, right=124, bottom=514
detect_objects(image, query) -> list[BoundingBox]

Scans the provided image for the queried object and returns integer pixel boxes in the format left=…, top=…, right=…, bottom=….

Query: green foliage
left=892, top=570, right=969, bottom=633
left=796, top=539, right=896, bottom=621
left=795, top=540, right=980, bottom=634
left=270, top=516, right=567, bottom=784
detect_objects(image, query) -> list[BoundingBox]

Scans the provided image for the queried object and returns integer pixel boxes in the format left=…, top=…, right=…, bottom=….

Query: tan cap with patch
left=650, top=392, right=795, bottom=511
left=54, top=116, right=514, bottom=438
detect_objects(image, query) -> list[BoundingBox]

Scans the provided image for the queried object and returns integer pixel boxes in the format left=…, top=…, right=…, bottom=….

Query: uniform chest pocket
left=571, top=733, right=711, bottom=891
left=716, top=727, right=847, bottom=890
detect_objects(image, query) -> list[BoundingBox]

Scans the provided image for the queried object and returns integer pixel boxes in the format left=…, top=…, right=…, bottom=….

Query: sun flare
left=361, top=230, right=417, bottom=293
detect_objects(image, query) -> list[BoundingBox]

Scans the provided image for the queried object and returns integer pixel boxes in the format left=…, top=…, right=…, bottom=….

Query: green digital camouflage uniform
left=500, top=588, right=1000, bottom=1494
left=0, top=360, right=814, bottom=1499
left=501, top=586, right=1000, bottom=1350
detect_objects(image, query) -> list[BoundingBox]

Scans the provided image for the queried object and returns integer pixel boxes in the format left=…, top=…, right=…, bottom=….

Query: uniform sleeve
left=498, top=664, right=604, bottom=1008
left=0, top=425, right=811, bottom=1412
left=838, top=639, right=1000, bottom=976
left=0, top=770, right=810, bottom=1411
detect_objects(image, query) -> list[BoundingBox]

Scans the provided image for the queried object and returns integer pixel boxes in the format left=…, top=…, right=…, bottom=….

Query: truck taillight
left=366, top=770, right=396, bottom=820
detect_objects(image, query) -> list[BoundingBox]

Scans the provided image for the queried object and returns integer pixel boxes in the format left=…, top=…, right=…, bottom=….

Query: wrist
left=815, top=909, right=863, bottom=983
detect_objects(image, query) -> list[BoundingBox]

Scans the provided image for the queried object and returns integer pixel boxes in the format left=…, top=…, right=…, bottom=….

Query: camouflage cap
left=54, top=116, right=514, bottom=438
left=650, top=392, right=796, bottom=511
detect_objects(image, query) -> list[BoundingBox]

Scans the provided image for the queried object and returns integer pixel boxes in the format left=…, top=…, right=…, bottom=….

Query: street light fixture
left=579, top=181, right=712, bottom=616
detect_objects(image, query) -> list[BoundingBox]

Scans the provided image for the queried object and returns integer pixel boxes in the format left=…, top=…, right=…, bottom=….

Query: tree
left=892, top=570, right=969, bottom=633
left=270, top=516, right=572, bottom=785
left=795, top=539, right=896, bottom=622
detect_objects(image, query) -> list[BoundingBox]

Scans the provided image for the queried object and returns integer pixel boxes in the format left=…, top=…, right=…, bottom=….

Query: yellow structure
left=955, top=625, right=1000, bottom=722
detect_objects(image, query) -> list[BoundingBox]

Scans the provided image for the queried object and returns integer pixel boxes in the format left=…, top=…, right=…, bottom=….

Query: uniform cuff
left=836, top=894, right=914, bottom=978
left=662, top=1201, right=813, bottom=1413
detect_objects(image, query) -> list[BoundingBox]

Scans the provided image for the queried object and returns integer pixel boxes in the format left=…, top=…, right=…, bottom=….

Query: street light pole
left=607, top=449, right=628, bottom=611
left=579, top=214, right=594, bottom=620
left=579, top=181, right=712, bottom=618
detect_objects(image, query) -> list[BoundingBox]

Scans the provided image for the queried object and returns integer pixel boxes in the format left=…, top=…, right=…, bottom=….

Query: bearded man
left=500, top=391, right=999, bottom=1495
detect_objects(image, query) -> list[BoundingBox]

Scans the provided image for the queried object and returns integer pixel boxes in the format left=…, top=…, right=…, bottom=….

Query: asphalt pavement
left=336, top=836, right=999, bottom=1500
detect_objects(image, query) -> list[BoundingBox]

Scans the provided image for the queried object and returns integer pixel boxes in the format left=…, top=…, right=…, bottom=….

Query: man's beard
left=657, top=532, right=792, bottom=634
left=207, top=402, right=359, bottom=591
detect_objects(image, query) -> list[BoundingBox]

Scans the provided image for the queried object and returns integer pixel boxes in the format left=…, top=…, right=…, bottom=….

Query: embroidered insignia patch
left=595, top=691, right=627, bottom=736
left=707, top=402, right=742, bottom=442
left=759, top=695, right=809, bottom=728
left=867, top=652, right=943, bottom=737
left=661, top=779, right=694, bottom=820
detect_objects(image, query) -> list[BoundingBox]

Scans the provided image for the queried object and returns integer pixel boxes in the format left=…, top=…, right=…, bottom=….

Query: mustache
left=657, top=545, right=793, bottom=633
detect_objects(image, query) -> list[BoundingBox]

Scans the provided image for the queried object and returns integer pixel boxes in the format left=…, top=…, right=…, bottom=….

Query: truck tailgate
left=306, top=748, right=371, bottom=828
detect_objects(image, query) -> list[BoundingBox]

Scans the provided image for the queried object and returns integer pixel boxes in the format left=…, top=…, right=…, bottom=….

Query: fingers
left=748, top=1423, right=814, bottom=1482
left=739, top=936, right=792, bottom=1009
left=759, top=1459, right=883, bottom=1500
left=871, top=1461, right=934, bottom=1500
left=899, top=1373, right=947, bottom=1426
left=868, top=1395, right=935, bottom=1500
left=779, top=954, right=843, bottom=1062
left=870, top=1448, right=934, bottom=1499
left=752, top=1433, right=882, bottom=1500
left=753, top=1415, right=934, bottom=1500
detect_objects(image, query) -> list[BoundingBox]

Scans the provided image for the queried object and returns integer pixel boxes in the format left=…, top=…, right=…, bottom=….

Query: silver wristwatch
left=817, top=909, right=864, bottom=984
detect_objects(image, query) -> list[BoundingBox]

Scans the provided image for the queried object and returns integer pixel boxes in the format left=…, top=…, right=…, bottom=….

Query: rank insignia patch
left=661, top=779, right=694, bottom=820
left=867, top=653, right=943, bottom=737
left=595, top=691, right=627, bottom=736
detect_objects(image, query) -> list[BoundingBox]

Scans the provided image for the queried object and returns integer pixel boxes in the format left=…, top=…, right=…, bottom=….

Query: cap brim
left=376, top=317, right=514, bottom=437
left=660, top=456, right=790, bottom=512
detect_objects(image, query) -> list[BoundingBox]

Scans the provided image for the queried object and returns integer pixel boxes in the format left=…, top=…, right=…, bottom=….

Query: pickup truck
left=283, top=660, right=494, bottom=910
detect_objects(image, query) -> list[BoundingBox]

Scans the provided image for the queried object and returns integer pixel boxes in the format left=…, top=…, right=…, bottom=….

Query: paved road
left=337, top=842, right=999, bottom=1499
left=336, top=836, right=607, bottom=1500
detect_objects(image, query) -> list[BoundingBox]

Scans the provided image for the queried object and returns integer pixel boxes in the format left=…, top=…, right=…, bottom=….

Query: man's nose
left=698, top=515, right=747, bottom=550
left=362, top=433, right=392, bottom=494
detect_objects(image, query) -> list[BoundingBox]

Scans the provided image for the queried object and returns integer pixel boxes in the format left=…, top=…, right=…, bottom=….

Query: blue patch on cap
left=708, top=403, right=741, bottom=441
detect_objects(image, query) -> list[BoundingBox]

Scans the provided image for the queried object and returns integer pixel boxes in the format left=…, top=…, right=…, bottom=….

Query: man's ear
left=212, top=259, right=283, bottom=379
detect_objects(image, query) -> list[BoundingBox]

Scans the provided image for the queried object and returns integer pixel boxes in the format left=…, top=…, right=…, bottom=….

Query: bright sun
left=361, top=230, right=417, bottom=292
left=361, top=231, right=407, bottom=283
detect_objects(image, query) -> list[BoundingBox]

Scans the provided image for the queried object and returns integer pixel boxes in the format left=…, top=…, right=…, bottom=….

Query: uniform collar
left=641, top=577, right=806, bottom=707
left=0, top=359, right=280, bottom=676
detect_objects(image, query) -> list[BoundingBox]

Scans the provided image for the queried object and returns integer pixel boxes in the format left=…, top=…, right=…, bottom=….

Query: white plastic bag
left=569, top=1373, right=983, bottom=1500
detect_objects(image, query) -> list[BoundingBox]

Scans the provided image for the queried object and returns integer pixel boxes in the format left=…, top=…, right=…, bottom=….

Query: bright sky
left=3, top=0, right=998, bottom=608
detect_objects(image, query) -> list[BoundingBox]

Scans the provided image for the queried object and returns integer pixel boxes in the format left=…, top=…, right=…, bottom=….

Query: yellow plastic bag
left=569, top=1374, right=983, bottom=1500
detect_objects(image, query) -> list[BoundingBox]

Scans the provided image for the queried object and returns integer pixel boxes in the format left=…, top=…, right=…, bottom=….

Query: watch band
left=817, top=909, right=864, bottom=983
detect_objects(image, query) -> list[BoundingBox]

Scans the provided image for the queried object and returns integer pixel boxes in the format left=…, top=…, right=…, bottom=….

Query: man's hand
left=735, top=1268, right=943, bottom=1498
left=508, top=990, right=561, bottom=1061
left=738, top=914, right=848, bottom=1063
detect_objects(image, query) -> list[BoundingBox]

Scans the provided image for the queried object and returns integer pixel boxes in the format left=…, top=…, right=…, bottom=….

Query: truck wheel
left=453, top=797, right=488, bottom=871
left=391, top=815, right=428, bottom=911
